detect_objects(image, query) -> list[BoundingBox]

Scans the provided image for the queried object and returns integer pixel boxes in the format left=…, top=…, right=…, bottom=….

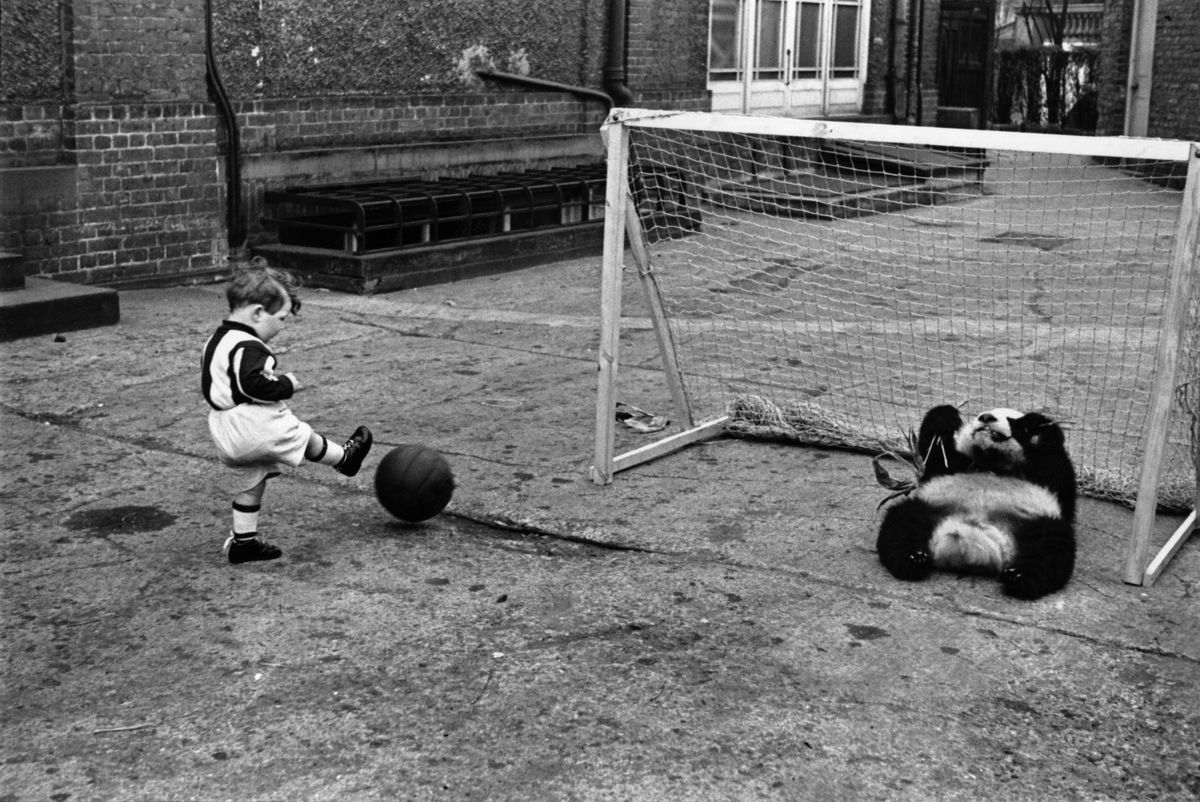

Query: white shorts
left=208, top=402, right=313, bottom=494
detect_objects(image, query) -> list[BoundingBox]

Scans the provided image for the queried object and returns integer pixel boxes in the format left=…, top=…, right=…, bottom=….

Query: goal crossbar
left=592, top=109, right=1199, bottom=588
left=612, top=109, right=1193, bottom=161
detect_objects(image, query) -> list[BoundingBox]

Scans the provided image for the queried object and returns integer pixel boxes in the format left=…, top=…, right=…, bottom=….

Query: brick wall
left=1095, top=0, right=1130, bottom=136
left=2, top=101, right=225, bottom=285
left=864, top=0, right=943, bottom=125
left=72, top=0, right=208, bottom=102
left=229, top=0, right=710, bottom=246
left=1096, top=0, right=1200, bottom=140
left=1145, top=0, right=1200, bottom=141
left=2, top=0, right=713, bottom=286
left=70, top=102, right=223, bottom=283
left=0, top=104, right=72, bottom=168
left=1, top=0, right=226, bottom=286
left=918, top=0, right=943, bottom=125
left=237, top=94, right=604, bottom=155
left=862, top=0, right=895, bottom=119
left=626, top=0, right=709, bottom=99
left=236, top=92, right=611, bottom=242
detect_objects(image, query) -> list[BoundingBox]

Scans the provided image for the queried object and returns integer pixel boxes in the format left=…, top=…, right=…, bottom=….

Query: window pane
left=709, top=0, right=744, bottom=81
left=755, top=0, right=784, bottom=80
left=832, top=3, right=860, bottom=78
left=794, top=2, right=823, bottom=79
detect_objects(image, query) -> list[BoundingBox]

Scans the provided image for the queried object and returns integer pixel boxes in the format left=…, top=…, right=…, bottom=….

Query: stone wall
left=0, top=1, right=69, bottom=104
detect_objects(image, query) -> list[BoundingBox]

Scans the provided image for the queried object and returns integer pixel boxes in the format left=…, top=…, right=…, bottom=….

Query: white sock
left=306, top=434, right=345, bottom=468
left=231, top=502, right=259, bottom=537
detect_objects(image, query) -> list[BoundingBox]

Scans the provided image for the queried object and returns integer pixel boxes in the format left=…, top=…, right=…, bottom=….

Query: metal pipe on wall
left=204, top=0, right=246, bottom=252
left=604, top=0, right=636, bottom=106
left=476, top=70, right=614, bottom=110
left=1124, top=0, right=1158, bottom=137
left=904, top=0, right=918, bottom=123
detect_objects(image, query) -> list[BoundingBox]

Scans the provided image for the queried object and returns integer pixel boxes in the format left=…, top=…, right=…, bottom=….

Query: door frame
left=708, top=0, right=872, bottom=117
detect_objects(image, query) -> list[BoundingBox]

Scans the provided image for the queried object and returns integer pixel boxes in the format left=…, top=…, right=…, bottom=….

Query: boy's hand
left=285, top=372, right=303, bottom=391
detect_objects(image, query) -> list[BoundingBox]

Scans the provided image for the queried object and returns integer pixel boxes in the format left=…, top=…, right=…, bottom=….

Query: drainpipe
left=476, top=71, right=614, bottom=111
left=904, top=0, right=918, bottom=123
left=914, top=0, right=926, bottom=124
left=889, top=0, right=907, bottom=122
left=204, top=0, right=246, bottom=253
left=604, top=0, right=635, bottom=107
left=1124, top=0, right=1157, bottom=137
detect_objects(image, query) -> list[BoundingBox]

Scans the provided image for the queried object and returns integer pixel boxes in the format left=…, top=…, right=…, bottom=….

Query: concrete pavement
left=1, top=255, right=1198, bottom=800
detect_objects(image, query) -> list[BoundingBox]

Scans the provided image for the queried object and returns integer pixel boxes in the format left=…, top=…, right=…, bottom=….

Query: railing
left=262, top=165, right=607, bottom=255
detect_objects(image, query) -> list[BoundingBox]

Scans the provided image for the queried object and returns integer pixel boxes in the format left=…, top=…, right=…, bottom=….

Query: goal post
left=592, top=108, right=1199, bottom=587
left=1126, top=147, right=1200, bottom=585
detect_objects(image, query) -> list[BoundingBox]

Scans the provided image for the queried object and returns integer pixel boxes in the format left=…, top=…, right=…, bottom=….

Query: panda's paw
left=922, top=405, right=964, bottom=435
left=917, top=406, right=965, bottom=474
left=1000, top=567, right=1050, bottom=600
left=888, top=548, right=933, bottom=580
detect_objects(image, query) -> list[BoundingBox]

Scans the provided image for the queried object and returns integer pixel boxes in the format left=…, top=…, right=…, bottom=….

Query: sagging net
left=624, top=123, right=1197, bottom=511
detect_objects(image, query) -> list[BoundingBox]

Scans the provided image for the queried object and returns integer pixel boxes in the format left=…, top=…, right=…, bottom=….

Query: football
left=374, top=444, right=455, bottom=523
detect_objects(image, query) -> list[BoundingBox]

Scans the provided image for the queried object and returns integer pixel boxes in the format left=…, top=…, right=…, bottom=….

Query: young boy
left=201, top=260, right=372, bottom=563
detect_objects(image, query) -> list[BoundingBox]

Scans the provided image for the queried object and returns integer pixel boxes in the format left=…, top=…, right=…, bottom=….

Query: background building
left=1, top=0, right=1196, bottom=288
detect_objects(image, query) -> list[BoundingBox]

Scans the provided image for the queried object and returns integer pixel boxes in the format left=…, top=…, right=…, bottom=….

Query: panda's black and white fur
left=876, top=405, right=1077, bottom=599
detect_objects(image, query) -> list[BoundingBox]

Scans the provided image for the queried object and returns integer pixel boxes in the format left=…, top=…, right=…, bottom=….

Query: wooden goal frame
left=591, top=109, right=1199, bottom=587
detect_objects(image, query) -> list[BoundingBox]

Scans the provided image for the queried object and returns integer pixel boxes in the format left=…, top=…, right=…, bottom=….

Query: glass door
left=708, top=0, right=868, bottom=117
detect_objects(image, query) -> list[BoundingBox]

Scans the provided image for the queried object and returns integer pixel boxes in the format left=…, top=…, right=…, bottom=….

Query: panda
left=876, top=404, right=1077, bottom=600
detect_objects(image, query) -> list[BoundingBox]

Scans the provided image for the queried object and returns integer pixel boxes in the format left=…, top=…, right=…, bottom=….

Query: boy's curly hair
left=226, top=257, right=302, bottom=316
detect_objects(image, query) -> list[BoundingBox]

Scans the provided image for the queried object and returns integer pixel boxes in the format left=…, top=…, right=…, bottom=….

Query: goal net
left=592, top=109, right=1198, bottom=586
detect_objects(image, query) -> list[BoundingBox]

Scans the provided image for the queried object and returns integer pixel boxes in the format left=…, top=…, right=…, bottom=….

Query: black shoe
left=337, top=426, right=373, bottom=477
left=223, top=533, right=282, bottom=564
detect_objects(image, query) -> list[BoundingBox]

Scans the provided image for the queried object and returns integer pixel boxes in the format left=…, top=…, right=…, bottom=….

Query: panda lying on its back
left=876, top=405, right=1077, bottom=600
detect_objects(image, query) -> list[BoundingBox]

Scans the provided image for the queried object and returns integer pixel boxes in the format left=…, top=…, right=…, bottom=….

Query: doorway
left=708, top=0, right=871, bottom=117
left=937, top=0, right=995, bottom=128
